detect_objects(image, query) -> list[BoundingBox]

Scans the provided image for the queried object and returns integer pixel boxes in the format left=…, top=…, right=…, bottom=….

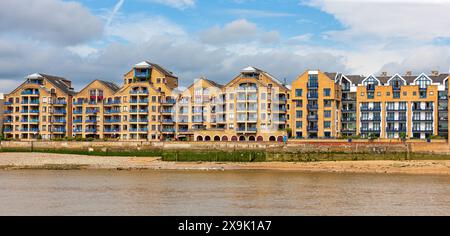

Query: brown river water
left=0, top=170, right=448, bottom=216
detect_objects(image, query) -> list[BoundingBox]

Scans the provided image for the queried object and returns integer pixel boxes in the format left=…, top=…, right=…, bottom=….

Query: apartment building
left=291, top=70, right=342, bottom=139
left=356, top=71, right=448, bottom=139
left=189, top=67, right=290, bottom=142
left=3, top=73, right=75, bottom=140
left=0, top=93, right=4, bottom=135
left=72, top=80, right=120, bottom=139
left=2, top=62, right=448, bottom=141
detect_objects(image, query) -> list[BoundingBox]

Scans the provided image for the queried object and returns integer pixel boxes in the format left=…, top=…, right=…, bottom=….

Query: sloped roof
left=37, top=73, right=75, bottom=95
left=97, top=80, right=120, bottom=92
left=324, top=72, right=337, bottom=81
left=135, top=61, right=178, bottom=78
left=343, top=75, right=364, bottom=85
left=239, top=66, right=288, bottom=90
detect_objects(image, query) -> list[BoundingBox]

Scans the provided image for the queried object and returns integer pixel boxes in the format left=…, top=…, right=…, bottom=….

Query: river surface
left=0, top=170, right=448, bottom=216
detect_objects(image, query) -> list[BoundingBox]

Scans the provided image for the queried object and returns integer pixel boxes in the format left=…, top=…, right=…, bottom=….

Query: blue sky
left=1, top=0, right=450, bottom=92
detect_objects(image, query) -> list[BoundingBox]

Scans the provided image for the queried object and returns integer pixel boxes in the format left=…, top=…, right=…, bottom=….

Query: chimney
left=381, top=72, right=388, bottom=77
left=405, top=71, right=412, bottom=76
left=431, top=71, right=439, bottom=76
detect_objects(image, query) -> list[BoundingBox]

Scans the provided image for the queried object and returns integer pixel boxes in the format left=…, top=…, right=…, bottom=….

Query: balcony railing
left=52, top=110, right=66, bottom=114
left=412, top=117, right=434, bottom=121
left=412, top=128, right=434, bottom=132
left=386, top=117, right=407, bottom=122
left=307, top=94, right=318, bottom=99
left=85, top=120, right=97, bottom=123
left=162, top=119, right=175, bottom=123
left=360, top=128, right=381, bottom=132
left=361, top=117, right=382, bottom=121
left=104, top=100, right=121, bottom=105
left=162, top=99, right=176, bottom=105
left=73, top=101, right=83, bottom=105
left=360, top=107, right=381, bottom=111
left=73, top=119, right=83, bottom=123
left=104, top=110, right=120, bottom=114
left=52, top=128, right=66, bottom=133
left=4, top=110, right=13, bottom=114
left=307, top=115, right=318, bottom=121
left=104, top=119, right=120, bottom=123
left=4, top=101, right=12, bottom=105
left=412, top=107, right=433, bottom=111
left=307, top=127, right=318, bottom=132
left=386, top=127, right=407, bottom=132
left=4, top=128, right=13, bottom=132
left=130, top=90, right=149, bottom=95
left=73, top=110, right=83, bottom=114
left=104, top=128, right=121, bottom=133
left=53, top=119, right=66, bottom=123
left=386, top=107, right=407, bottom=111
left=21, top=90, right=39, bottom=95
left=130, top=99, right=149, bottom=104
left=307, top=83, right=319, bottom=89
left=85, top=110, right=98, bottom=114
left=307, top=104, right=318, bottom=110
left=130, top=109, right=149, bottom=113
left=162, top=128, right=176, bottom=133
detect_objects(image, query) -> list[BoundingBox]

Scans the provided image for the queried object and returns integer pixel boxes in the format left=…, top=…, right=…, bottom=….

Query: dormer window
left=389, top=75, right=405, bottom=90
left=415, top=75, right=431, bottom=90
left=363, top=76, right=379, bottom=91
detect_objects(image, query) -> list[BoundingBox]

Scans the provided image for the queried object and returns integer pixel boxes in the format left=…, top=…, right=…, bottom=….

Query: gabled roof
left=26, top=73, right=75, bottom=95
left=324, top=72, right=338, bottom=81
left=98, top=80, right=120, bottom=92
left=239, top=66, right=289, bottom=90
left=342, top=75, right=364, bottom=85
left=134, top=61, right=178, bottom=78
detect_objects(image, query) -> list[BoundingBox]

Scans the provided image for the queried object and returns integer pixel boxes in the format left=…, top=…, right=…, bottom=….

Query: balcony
left=104, top=119, right=120, bottom=123
left=342, top=107, right=356, bottom=112
left=162, top=119, right=175, bottom=123
left=361, top=117, right=382, bottom=122
left=73, top=119, right=83, bottom=123
left=162, top=99, right=176, bottom=105
left=52, top=128, right=66, bottom=133
left=412, top=107, right=433, bottom=111
left=130, top=109, right=148, bottom=113
left=386, top=107, right=407, bottom=111
left=104, top=100, right=121, bottom=105
left=104, top=110, right=120, bottom=114
left=52, top=110, right=66, bottom=115
left=307, top=126, right=318, bottom=132
left=53, top=119, right=66, bottom=123
left=412, top=117, right=434, bottom=121
left=21, top=128, right=40, bottom=132
left=21, top=90, right=39, bottom=95
left=307, top=115, right=318, bottom=121
left=4, top=119, right=13, bottom=123
left=342, top=117, right=356, bottom=122
left=307, top=104, right=318, bottom=110
left=360, top=128, right=381, bottom=132
left=386, top=117, right=407, bottom=122
left=73, top=110, right=83, bottom=114
left=130, top=99, right=149, bottom=104
left=307, top=82, right=319, bottom=89
left=135, top=70, right=150, bottom=78
left=85, top=120, right=97, bottom=123
left=53, top=101, right=67, bottom=105
left=4, top=128, right=13, bottom=132
left=73, top=129, right=83, bottom=133
left=192, top=119, right=204, bottom=123
left=4, top=101, right=12, bottom=105
left=236, top=127, right=257, bottom=133
left=161, top=109, right=174, bottom=114
left=162, top=128, right=176, bottom=133
left=412, top=128, right=433, bottom=132
left=73, top=101, right=83, bottom=106
left=386, top=127, right=407, bottom=133
left=4, top=110, right=13, bottom=114
left=85, top=110, right=98, bottom=114
left=85, top=129, right=98, bottom=133
left=360, top=107, right=381, bottom=111
left=130, top=90, right=149, bottom=95
left=104, top=128, right=121, bottom=133
left=307, top=94, right=318, bottom=99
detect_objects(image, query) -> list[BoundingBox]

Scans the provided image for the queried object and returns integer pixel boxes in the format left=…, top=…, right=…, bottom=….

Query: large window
left=323, top=88, right=331, bottom=97
left=295, top=89, right=302, bottom=97
left=416, top=75, right=431, bottom=89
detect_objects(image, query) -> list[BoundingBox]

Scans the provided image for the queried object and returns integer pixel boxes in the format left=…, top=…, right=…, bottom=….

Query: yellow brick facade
left=2, top=65, right=448, bottom=141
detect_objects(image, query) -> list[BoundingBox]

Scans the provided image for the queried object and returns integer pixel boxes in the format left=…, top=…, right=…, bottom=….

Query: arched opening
left=205, top=136, right=211, bottom=141
left=196, top=136, right=203, bottom=142
left=257, top=136, right=264, bottom=142
left=214, top=136, right=221, bottom=141
left=277, top=136, right=284, bottom=142
left=269, top=136, right=276, bottom=142
left=239, top=136, right=246, bottom=142
left=249, top=136, right=256, bottom=142
left=222, top=136, right=229, bottom=142
left=231, top=136, right=238, bottom=142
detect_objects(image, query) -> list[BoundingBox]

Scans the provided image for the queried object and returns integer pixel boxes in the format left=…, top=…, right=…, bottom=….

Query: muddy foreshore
left=0, top=152, right=449, bottom=175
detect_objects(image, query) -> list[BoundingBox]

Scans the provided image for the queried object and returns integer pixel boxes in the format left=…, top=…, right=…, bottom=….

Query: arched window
left=415, top=75, right=431, bottom=90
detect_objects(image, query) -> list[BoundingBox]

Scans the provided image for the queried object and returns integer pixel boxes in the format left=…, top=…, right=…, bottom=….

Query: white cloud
left=0, top=0, right=103, bottom=45
left=227, top=9, right=296, bottom=18
left=141, top=0, right=195, bottom=9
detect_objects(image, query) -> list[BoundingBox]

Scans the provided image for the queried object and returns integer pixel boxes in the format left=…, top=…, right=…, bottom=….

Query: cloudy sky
left=1, top=0, right=450, bottom=93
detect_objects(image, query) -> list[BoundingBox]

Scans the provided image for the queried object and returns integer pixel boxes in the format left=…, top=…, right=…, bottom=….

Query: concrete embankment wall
left=0, top=140, right=448, bottom=155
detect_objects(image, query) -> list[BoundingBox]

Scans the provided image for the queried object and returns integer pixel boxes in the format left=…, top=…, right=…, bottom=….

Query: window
left=413, top=91, right=417, bottom=96
left=416, top=75, right=431, bottom=89
left=324, top=100, right=332, bottom=107
left=156, top=78, right=161, bottom=84
left=361, top=92, right=365, bottom=96
left=324, top=110, right=331, bottom=118
left=296, top=100, right=303, bottom=108
left=296, top=121, right=303, bottom=129
left=261, top=113, right=266, bottom=120
left=323, top=88, right=331, bottom=97
left=296, top=110, right=303, bottom=118
left=324, top=121, right=331, bottom=129
left=152, top=96, right=156, bottom=102
left=228, top=94, right=234, bottom=100
left=377, top=92, right=381, bottom=96
left=261, top=93, right=266, bottom=100
left=403, top=92, right=407, bottom=96
left=386, top=92, right=390, bottom=96
left=295, top=89, right=303, bottom=97
left=152, top=106, right=156, bottom=112
left=261, top=103, right=266, bottom=111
